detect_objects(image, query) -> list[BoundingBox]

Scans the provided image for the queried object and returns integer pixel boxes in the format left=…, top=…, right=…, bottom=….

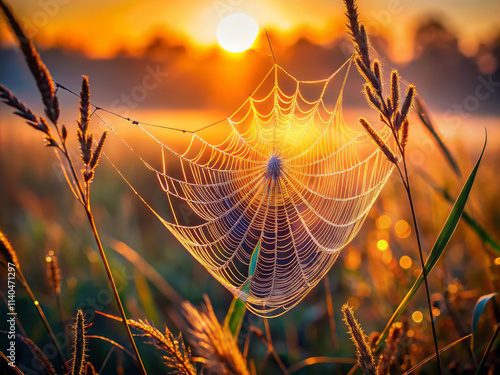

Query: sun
left=217, top=13, right=259, bottom=53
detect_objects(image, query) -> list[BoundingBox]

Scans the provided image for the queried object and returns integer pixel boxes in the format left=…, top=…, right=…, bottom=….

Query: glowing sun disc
left=217, top=13, right=259, bottom=53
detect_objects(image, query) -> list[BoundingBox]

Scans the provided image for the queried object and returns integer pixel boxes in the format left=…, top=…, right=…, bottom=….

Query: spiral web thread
left=107, top=59, right=396, bottom=317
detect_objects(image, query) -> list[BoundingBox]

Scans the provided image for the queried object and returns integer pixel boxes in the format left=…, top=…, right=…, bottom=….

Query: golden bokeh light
left=217, top=13, right=259, bottom=53
left=395, top=219, right=411, bottom=238
left=376, top=214, right=392, bottom=230
left=399, top=255, right=412, bottom=269
left=447, top=284, right=458, bottom=294
left=494, top=257, right=500, bottom=266
left=377, top=239, right=389, bottom=251
left=345, top=249, right=362, bottom=270
left=412, top=310, right=423, bottom=323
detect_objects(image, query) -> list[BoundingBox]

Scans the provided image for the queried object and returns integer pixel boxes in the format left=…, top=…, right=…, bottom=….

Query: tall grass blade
left=376, top=133, right=487, bottom=349
left=471, top=292, right=498, bottom=351
left=225, top=297, right=247, bottom=338
left=414, top=97, right=461, bottom=177
left=475, top=324, right=499, bottom=375
left=225, top=242, right=260, bottom=337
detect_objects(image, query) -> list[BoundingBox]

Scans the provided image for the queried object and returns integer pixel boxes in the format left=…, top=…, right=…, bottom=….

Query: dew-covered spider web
left=91, top=58, right=396, bottom=317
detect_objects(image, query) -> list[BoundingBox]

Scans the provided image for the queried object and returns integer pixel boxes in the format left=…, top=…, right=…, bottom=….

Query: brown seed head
left=89, top=131, right=107, bottom=170
left=342, top=304, right=378, bottom=375
left=373, top=60, right=381, bottom=81
left=401, top=84, right=416, bottom=121
left=46, top=251, right=61, bottom=294
left=364, top=84, right=382, bottom=112
left=79, top=76, right=90, bottom=134
left=401, top=119, right=410, bottom=151
left=71, top=310, right=87, bottom=375
left=183, top=296, right=249, bottom=375
left=0, top=230, right=20, bottom=270
left=62, top=124, right=68, bottom=141
left=0, top=84, right=38, bottom=127
left=0, top=0, right=59, bottom=124
left=355, top=58, right=379, bottom=92
left=390, top=70, right=400, bottom=112
left=344, top=0, right=371, bottom=70
left=378, top=322, right=403, bottom=375
left=98, top=312, right=197, bottom=374
left=359, top=118, right=399, bottom=164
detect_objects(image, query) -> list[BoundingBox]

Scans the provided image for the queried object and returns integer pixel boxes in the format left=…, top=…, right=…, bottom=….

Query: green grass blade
left=225, top=242, right=260, bottom=337
left=376, top=134, right=487, bottom=350
left=414, top=97, right=462, bottom=177
left=475, top=324, right=499, bottom=375
left=225, top=297, right=247, bottom=337
left=471, top=292, right=498, bottom=351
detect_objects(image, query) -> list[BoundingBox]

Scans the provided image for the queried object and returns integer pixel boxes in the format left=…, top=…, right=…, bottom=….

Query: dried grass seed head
left=390, top=70, right=400, bottom=112
left=364, top=84, right=382, bottom=112
left=400, top=84, right=416, bottom=122
left=401, top=119, right=410, bottom=151
left=77, top=76, right=93, bottom=165
left=372, top=60, right=382, bottom=91
left=377, top=322, right=403, bottom=375
left=71, top=310, right=87, bottom=375
left=341, top=304, right=378, bottom=375
left=0, top=230, right=20, bottom=270
left=89, top=131, right=108, bottom=170
left=182, top=296, right=249, bottom=375
left=0, top=0, right=59, bottom=124
left=46, top=251, right=61, bottom=293
left=358, top=117, right=399, bottom=164
left=98, top=312, right=197, bottom=375
left=0, top=84, right=38, bottom=126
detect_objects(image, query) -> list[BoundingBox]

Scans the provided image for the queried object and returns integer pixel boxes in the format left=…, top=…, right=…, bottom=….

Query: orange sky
left=1, top=0, right=499, bottom=62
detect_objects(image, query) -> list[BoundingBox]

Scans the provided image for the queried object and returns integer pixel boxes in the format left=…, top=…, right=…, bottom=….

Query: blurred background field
left=1, top=0, right=499, bottom=373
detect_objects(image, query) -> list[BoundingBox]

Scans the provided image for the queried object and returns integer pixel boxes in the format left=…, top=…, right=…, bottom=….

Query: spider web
left=102, top=59, right=396, bottom=317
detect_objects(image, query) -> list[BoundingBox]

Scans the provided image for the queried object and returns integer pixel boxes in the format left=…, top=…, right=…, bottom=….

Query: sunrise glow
left=217, top=13, right=259, bottom=53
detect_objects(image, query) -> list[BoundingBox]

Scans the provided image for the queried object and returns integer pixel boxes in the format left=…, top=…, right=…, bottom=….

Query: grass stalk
left=85, top=207, right=147, bottom=375
left=397, top=159, right=442, bottom=373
